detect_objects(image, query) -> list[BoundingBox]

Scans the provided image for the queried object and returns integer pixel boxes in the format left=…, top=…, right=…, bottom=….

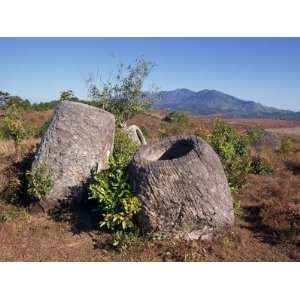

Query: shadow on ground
left=242, top=205, right=281, bottom=245
left=242, top=203, right=299, bottom=251
left=285, top=160, right=300, bottom=176
left=48, top=192, right=100, bottom=235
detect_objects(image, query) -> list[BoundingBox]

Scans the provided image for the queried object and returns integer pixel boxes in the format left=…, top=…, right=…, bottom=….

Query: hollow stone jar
left=127, top=135, right=234, bottom=240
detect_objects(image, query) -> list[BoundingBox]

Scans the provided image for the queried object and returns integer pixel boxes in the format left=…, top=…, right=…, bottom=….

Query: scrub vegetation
left=0, top=87, right=300, bottom=261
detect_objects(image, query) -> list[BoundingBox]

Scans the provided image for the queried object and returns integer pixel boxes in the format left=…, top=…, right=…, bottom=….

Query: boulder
left=123, top=125, right=147, bottom=146
left=253, top=131, right=281, bottom=151
left=127, top=135, right=234, bottom=240
left=33, top=101, right=115, bottom=209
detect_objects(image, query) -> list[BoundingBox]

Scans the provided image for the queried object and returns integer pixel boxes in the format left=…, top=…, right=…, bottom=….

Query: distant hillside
left=152, top=89, right=299, bottom=119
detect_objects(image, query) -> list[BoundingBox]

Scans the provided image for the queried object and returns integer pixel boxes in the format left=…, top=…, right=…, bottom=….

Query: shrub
left=279, top=135, right=295, bottom=156
left=1, top=151, right=36, bottom=206
left=59, top=90, right=80, bottom=102
left=113, top=129, right=138, bottom=166
left=2, top=104, right=28, bottom=159
left=87, top=58, right=155, bottom=127
left=233, top=198, right=242, bottom=218
left=246, top=126, right=266, bottom=144
left=3, top=176, right=22, bottom=204
left=27, top=163, right=52, bottom=203
left=250, top=156, right=273, bottom=175
left=1, top=103, right=36, bottom=159
left=208, top=119, right=251, bottom=190
left=0, top=124, right=6, bottom=140
left=0, top=91, right=31, bottom=111
left=89, top=129, right=140, bottom=245
left=31, top=101, right=59, bottom=111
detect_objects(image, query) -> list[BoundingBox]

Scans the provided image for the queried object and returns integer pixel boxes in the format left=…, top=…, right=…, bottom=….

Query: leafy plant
left=89, top=129, right=140, bottom=246
left=27, top=163, right=52, bottom=203
left=2, top=103, right=29, bottom=160
left=279, top=135, right=295, bottom=156
left=0, top=123, right=6, bottom=140
left=4, top=176, right=22, bottom=204
left=208, top=119, right=251, bottom=190
left=59, top=90, right=80, bottom=102
left=0, top=90, right=31, bottom=111
left=112, top=129, right=138, bottom=165
left=233, top=198, right=242, bottom=218
left=246, top=126, right=266, bottom=144
left=1, top=150, right=35, bottom=206
left=87, top=58, right=155, bottom=126
left=250, top=156, right=273, bottom=175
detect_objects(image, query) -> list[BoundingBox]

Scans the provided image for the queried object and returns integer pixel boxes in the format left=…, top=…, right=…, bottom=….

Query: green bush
left=233, top=198, right=242, bottom=218
left=250, top=156, right=273, bottom=175
left=0, top=123, right=6, bottom=140
left=4, top=176, right=22, bottom=204
left=2, top=104, right=28, bottom=141
left=27, top=163, right=52, bottom=203
left=89, top=129, right=140, bottom=246
left=112, top=129, right=138, bottom=165
left=279, top=135, right=295, bottom=156
left=246, top=126, right=266, bottom=144
left=87, top=58, right=154, bottom=126
left=1, top=103, right=37, bottom=159
left=1, top=151, right=35, bottom=206
left=31, top=101, right=59, bottom=111
left=208, top=119, right=251, bottom=190
left=0, top=91, right=31, bottom=111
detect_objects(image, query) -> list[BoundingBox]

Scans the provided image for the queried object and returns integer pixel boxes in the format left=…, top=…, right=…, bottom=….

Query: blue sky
left=0, top=37, right=300, bottom=111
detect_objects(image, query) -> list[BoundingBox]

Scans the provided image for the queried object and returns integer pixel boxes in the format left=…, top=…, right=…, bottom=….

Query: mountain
left=151, top=89, right=299, bottom=119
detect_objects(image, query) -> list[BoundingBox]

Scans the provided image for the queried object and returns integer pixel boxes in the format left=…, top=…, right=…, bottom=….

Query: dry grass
left=267, top=127, right=300, bottom=143
left=0, top=138, right=40, bottom=157
left=0, top=109, right=300, bottom=261
left=225, top=118, right=300, bottom=129
left=0, top=140, right=13, bottom=157
left=23, top=110, right=53, bottom=128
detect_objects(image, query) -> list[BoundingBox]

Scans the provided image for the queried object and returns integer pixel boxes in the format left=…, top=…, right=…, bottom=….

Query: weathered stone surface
left=253, top=131, right=281, bottom=151
left=127, top=135, right=234, bottom=240
left=123, top=125, right=147, bottom=146
left=33, top=101, right=115, bottom=209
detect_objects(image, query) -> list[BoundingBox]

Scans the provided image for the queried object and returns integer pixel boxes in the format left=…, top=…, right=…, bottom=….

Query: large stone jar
left=33, top=101, right=115, bottom=210
left=123, top=124, right=147, bottom=146
left=127, top=135, right=234, bottom=240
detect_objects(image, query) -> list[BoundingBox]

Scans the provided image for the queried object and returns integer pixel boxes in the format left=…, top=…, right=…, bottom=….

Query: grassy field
left=0, top=110, right=299, bottom=261
left=267, top=127, right=300, bottom=143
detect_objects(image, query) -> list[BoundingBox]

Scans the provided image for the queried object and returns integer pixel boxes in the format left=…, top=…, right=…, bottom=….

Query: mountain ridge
left=151, top=89, right=299, bottom=119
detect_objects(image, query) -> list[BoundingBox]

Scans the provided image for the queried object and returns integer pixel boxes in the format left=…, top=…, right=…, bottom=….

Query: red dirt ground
left=0, top=110, right=299, bottom=261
